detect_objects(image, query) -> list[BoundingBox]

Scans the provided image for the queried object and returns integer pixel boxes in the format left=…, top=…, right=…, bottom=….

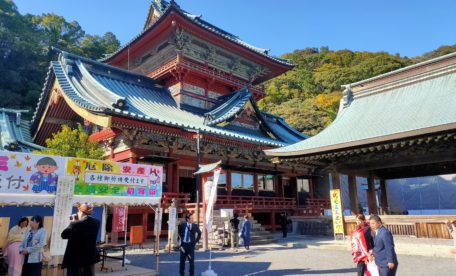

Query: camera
left=69, top=214, right=78, bottom=221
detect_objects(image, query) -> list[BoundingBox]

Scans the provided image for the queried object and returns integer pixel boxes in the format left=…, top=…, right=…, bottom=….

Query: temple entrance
left=297, top=178, right=310, bottom=207
left=283, top=178, right=293, bottom=198
left=180, top=177, right=196, bottom=202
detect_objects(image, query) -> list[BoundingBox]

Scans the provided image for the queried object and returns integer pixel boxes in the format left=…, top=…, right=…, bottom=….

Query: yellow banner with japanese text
left=330, top=189, right=344, bottom=235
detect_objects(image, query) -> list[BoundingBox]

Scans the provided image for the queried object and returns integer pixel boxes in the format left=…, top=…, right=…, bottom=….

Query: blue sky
left=13, top=0, right=456, bottom=58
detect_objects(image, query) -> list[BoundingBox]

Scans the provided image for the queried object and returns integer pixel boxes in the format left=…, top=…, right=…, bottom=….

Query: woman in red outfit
left=351, top=214, right=374, bottom=276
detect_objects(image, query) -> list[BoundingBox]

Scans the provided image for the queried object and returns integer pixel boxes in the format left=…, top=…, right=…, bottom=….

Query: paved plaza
left=114, top=235, right=456, bottom=276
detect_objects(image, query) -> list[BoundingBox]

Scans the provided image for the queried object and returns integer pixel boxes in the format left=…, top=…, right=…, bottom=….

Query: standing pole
left=196, top=130, right=201, bottom=227
left=124, top=205, right=128, bottom=245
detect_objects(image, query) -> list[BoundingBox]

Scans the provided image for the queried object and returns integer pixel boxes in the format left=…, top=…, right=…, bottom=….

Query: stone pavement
left=274, top=233, right=455, bottom=259
left=97, top=234, right=456, bottom=275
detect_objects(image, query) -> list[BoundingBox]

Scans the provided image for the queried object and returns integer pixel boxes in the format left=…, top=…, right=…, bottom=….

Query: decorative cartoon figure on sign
left=150, top=168, right=161, bottom=185
left=73, top=160, right=81, bottom=181
left=29, top=157, right=59, bottom=193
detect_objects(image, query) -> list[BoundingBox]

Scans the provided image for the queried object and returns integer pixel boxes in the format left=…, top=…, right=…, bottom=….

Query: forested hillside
left=259, top=45, right=456, bottom=135
left=1, top=0, right=455, bottom=136
left=0, top=0, right=120, bottom=116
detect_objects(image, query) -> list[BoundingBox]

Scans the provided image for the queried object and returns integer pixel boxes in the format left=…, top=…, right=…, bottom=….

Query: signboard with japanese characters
left=66, top=158, right=163, bottom=201
left=50, top=176, right=75, bottom=256
left=330, top=189, right=345, bottom=235
left=0, top=151, right=67, bottom=203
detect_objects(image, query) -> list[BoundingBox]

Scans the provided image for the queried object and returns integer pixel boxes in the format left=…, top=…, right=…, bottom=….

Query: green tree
left=79, top=32, right=120, bottom=59
left=0, top=3, right=120, bottom=118
left=259, top=47, right=413, bottom=136
left=28, top=13, right=85, bottom=54
left=37, top=124, right=104, bottom=159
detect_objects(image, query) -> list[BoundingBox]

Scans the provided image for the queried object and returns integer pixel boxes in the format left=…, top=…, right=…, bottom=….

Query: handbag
left=239, top=237, right=244, bottom=246
left=366, top=260, right=379, bottom=276
left=41, top=250, right=52, bottom=263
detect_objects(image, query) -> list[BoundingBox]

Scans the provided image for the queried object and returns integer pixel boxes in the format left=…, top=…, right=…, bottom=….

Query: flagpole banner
left=66, top=158, right=162, bottom=205
left=50, top=176, right=75, bottom=256
left=0, top=151, right=67, bottom=204
left=205, top=168, right=220, bottom=233
left=330, top=189, right=345, bottom=235
left=113, top=205, right=128, bottom=233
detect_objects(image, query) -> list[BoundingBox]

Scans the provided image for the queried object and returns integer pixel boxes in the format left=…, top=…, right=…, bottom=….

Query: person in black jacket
left=279, top=213, right=291, bottom=238
left=178, top=213, right=201, bottom=276
left=61, top=203, right=100, bottom=276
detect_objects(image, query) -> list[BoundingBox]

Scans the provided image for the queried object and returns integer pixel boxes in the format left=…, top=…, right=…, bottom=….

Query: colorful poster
left=330, top=189, right=345, bottom=235
left=66, top=158, right=162, bottom=198
left=113, top=205, right=128, bottom=233
left=0, top=151, right=67, bottom=201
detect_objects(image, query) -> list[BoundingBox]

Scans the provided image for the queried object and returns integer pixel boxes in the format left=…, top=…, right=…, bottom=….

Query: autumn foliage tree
left=37, top=124, right=104, bottom=159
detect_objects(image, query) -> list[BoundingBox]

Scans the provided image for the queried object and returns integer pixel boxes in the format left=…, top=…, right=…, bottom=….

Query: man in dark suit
left=369, top=214, right=398, bottom=276
left=178, top=213, right=201, bottom=276
left=61, top=203, right=100, bottom=276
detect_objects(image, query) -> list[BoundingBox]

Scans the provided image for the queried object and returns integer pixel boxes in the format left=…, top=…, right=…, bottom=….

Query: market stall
left=0, top=151, right=163, bottom=274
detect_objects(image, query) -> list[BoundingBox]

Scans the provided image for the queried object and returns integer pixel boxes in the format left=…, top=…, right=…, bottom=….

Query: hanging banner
left=330, top=189, right=345, bottom=235
left=0, top=151, right=67, bottom=204
left=113, top=205, right=128, bottom=233
left=205, top=168, right=221, bottom=233
left=50, top=176, right=75, bottom=256
left=66, top=158, right=162, bottom=204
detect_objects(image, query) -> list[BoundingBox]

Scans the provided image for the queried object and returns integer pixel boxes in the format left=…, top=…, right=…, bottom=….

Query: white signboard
left=168, top=207, right=177, bottom=231
left=220, top=209, right=233, bottom=218
left=50, top=176, right=75, bottom=256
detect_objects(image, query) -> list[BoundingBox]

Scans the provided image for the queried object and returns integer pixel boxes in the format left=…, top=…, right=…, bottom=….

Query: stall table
left=97, top=243, right=127, bottom=272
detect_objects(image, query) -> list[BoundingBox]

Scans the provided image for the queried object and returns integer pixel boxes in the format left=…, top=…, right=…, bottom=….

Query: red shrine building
left=31, top=0, right=321, bottom=236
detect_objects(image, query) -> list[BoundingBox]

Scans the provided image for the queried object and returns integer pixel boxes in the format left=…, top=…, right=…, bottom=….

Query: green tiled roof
left=32, top=51, right=304, bottom=147
left=266, top=56, right=456, bottom=157
left=0, top=108, right=44, bottom=152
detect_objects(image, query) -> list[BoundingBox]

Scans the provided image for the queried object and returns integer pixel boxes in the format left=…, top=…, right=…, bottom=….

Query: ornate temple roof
left=102, top=0, right=292, bottom=67
left=266, top=52, right=456, bottom=157
left=204, top=88, right=306, bottom=144
left=32, top=51, right=305, bottom=147
left=0, top=108, right=44, bottom=152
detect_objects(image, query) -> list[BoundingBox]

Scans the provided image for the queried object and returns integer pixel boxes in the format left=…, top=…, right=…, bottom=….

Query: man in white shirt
left=178, top=213, right=201, bottom=276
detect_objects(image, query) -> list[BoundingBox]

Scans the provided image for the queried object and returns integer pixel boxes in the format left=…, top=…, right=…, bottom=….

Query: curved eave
left=107, top=108, right=286, bottom=147
left=204, top=88, right=251, bottom=126
left=265, top=122, right=456, bottom=158
left=101, top=4, right=293, bottom=69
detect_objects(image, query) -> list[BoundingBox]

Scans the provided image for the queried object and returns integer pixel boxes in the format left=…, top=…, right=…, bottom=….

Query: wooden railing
left=161, top=192, right=190, bottom=209
left=306, top=198, right=331, bottom=209
left=344, top=215, right=454, bottom=239
left=215, top=195, right=296, bottom=210
left=293, top=198, right=331, bottom=217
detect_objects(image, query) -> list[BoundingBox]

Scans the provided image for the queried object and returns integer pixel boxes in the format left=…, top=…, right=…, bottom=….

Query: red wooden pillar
left=366, top=175, right=378, bottom=215
left=167, top=163, right=174, bottom=193
left=331, top=172, right=341, bottom=189
left=142, top=208, right=148, bottom=241
left=274, top=175, right=280, bottom=195
left=128, top=150, right=138, bottom=164
left=348, top=174, right=360, bottom=215
left=173, top=163, right=179, bottom=193
left=379, top=178, right=389, bottom=215
left=308, top=177, right=314, bottom=199
left=271, top=210, right=276, bottom=233
left=253, top=173, right=259, bottom=196
left=226, top=170, right=232, bottom=198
